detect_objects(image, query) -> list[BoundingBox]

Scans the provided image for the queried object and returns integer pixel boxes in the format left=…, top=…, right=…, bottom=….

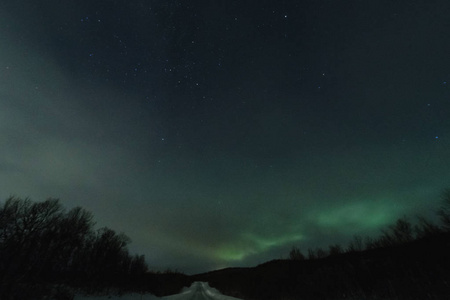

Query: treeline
left=289, top=189, right=450, bottom=261
left=198, top=189, right=450, bottom=300
left=0, top=197, right=149, bottom=300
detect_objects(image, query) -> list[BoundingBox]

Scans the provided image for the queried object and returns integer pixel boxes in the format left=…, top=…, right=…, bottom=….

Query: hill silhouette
left=193, top=232, right=450, bottom=299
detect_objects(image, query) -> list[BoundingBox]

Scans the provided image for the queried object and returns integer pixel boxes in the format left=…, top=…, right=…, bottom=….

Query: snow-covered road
left=162, top=282, right=242, bottom=300
left=75, top=282, right=243, bottom=300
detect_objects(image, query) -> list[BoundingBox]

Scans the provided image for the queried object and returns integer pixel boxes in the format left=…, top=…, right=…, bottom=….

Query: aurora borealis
left=1, top=0, right=450, bottom=273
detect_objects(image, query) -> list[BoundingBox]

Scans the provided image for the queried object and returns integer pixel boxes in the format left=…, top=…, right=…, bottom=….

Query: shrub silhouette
left=438, top=189, right=450, bottom=231
left=328, top=244, right=343, bottom=256
left=347, top=234, right=364, bottom=252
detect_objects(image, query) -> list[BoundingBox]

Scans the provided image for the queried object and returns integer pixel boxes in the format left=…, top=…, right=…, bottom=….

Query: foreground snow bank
left=75, top=294, right=159, bottom=300
left=75, top=282, right=243, bottom=300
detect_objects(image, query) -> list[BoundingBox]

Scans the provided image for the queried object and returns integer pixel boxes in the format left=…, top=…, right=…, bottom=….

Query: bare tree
left=289, top=246, right=305, bottom=260
left=414, top=216, right=441, bottom=238
left=380, top=217, right=413, bottom=246
left=328, top=244, right=343, bottom=256
left=307, top=248, right=316, bottom=260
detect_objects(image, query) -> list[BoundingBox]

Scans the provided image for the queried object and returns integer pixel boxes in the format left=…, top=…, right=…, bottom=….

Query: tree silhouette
left=289, top=246, right=305, bottom=260
left=0, top=198, right=63, bottom=283
left=0, top=197, right=149, bottom=299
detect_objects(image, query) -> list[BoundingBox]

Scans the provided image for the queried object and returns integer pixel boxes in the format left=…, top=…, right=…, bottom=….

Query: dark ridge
left=2, top=191, right=450, bottom=300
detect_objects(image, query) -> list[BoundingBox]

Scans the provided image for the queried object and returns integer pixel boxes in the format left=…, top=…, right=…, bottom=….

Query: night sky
left=1, top=0, right=450, bottom=274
